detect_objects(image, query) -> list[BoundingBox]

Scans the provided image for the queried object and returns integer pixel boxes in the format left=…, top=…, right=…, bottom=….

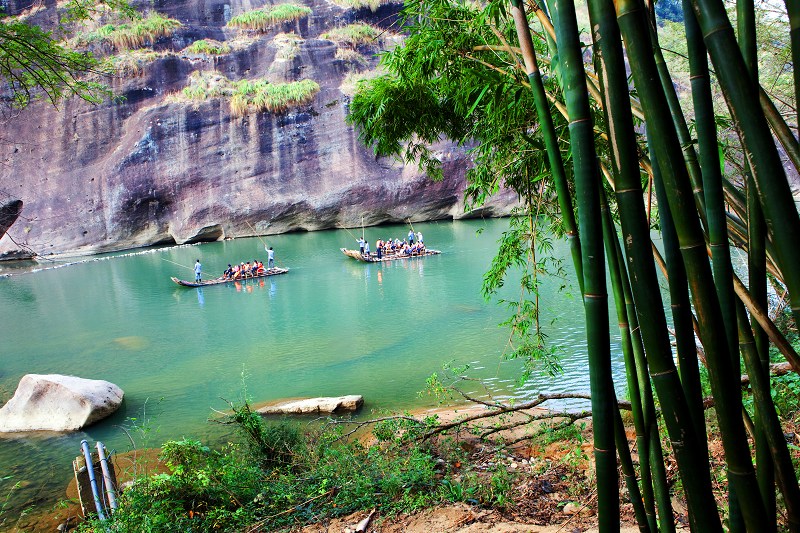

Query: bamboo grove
left=347, top=0, right=800, bottom=528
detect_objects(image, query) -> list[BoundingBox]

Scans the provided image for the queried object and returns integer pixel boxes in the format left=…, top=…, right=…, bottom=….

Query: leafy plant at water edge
left=227, top=5, right=312, bottom=32
left=79, top=402, right=521, bottom=532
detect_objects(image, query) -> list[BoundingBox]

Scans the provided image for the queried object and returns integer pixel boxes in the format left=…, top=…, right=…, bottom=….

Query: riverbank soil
left=19, top=402, right=771, bottom=532
left=287, top=404, right=655, bottom=532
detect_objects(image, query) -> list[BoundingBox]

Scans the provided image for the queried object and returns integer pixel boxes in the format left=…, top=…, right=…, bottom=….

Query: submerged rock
left=257, top=395, right=363, bottom=415
left=0, top=374, right=124, bottom=432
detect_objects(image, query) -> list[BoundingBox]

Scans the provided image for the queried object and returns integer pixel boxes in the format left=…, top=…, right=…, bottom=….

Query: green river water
left=0, top=219, right=626, bottom=523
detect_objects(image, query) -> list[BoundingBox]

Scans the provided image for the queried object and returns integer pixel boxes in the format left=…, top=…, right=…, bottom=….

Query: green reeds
left=227, top=5, right=312, bottom=32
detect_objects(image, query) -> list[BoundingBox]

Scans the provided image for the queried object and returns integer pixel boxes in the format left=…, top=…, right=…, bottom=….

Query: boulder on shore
left=257, top=395, right=364, bottom=415
left=0, top=374, right=124, bottom=433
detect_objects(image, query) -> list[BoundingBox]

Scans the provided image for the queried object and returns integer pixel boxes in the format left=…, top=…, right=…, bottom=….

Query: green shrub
left=321, top=23, right=380, bottom=47
left=79, top=403, right=502, bottom=532
left=233, top=78, right=320, bottom=115
left=183, top=39, right=231, bottom=55
left=78, top=12, right=183, bottom=50
left=227, top=4, right=312, bottom=32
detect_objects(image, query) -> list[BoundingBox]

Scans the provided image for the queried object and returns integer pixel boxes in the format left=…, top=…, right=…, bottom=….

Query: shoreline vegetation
left=13, top=368, right=800, bottom=532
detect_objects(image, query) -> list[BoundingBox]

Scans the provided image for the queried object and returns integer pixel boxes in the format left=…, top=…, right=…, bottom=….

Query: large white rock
left=0, top=374, right=124, bottom=432
left=257, top=395, right=364, bottom=415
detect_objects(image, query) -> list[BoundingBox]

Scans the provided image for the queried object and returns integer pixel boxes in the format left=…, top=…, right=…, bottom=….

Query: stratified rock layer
left=0, top=374, right=124, bottom=432
left=0, top=0, right=517, bottom=259
left=257, top=395, right=364, bottom=414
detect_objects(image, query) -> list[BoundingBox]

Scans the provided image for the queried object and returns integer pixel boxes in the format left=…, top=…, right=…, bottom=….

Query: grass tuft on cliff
left=230, top=78, right=320, bottom=115
left=183, top=39, right=231, bottom=55
left=273, top=33, right=304, bottom=61
left=77, top=12, right=183, bottom=50
left=321, top=23, right=381, bottom=48
left=227, top=4, right=312, bottom=32
left=328, top=0, right=389, bottom=13
left=175, top=71, right=319, bottom=116
left=104, top=50, right=167, bottom=77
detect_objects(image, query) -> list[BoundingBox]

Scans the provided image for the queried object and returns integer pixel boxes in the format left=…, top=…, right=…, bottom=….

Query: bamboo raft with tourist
left=340, top=247, right=440, bottom=262
left=171, top=267, right=289, bottom=287
left=340, top=223, right=440, bottom=262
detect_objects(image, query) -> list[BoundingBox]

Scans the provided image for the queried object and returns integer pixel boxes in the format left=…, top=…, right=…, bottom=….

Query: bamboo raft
left=171, top=267, right=289, bottom=287
left=340, top=248, right=441, bottom=263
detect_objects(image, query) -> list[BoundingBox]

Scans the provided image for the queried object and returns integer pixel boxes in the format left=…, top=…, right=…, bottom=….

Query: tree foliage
left=348, top=0, right=800, bottom=528
left=0, top=0, right=134, bottom=111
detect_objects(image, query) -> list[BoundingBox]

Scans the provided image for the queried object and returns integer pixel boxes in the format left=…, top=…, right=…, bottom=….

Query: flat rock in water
left=257, top=395, right=364, bottom=415
left=0, top=374, right=124, bottom=433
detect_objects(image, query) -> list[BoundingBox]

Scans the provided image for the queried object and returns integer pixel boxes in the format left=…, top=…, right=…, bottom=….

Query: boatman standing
left=267, top=247, right=275, bottom=269
left=194, top=259, right=202, bottom=282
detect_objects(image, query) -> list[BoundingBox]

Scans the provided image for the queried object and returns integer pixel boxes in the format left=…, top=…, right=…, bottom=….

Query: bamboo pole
left=616, top=0, right=766, bottom=525
left=760, top=87, right=800, bottom=174
left=737, top=0, right=774, bottom=523
left=550, top=0, right=618, bottom=526
left=649, top=132, right=707, bottom=462
left=602, top=191, right=656, bottom=531
left=509, top=0, right=584, bottom=293
left=787, top=0, right=800, bottom=139
left=737, top=302, right=800, bottom=529
left=692, top=0, right=800, bottom=336
left=161, top=258, right=194, bottom=271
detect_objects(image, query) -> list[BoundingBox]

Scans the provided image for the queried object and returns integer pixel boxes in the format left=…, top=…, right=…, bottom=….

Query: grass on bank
left=76, top=403, right=518, bottom=532
left=174, top=71, right=320, bottom=116
left=227, top=4, right=312, bottom=32
left=76, top=12, right=183, bottom=50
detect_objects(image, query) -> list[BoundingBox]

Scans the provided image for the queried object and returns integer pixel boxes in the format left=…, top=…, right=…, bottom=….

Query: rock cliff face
left=0, top=0, right=516, bottom=259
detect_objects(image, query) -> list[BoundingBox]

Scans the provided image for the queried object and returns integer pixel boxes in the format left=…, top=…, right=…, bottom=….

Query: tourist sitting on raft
left=359, top=236, right=427, bottom=258
left=221, top=259, right=269, bottom=279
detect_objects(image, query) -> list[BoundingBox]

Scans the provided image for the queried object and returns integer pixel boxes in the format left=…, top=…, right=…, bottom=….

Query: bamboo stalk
left=787, top=0, right=800, bottom=139
left=509, top=0, right=584, bottom=293
left=759, top=87, right=800, bottom=174
left=649, top=132, right=707, bottom=460
left=616, top=0, right=767, bottom=526
left=602, top=191, right=656, bottom=531
left=550, top=0, right=618, bottom=526
left=736, top=302, right=800, bottom=529
left=692, top=0, right=800, bottom=336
